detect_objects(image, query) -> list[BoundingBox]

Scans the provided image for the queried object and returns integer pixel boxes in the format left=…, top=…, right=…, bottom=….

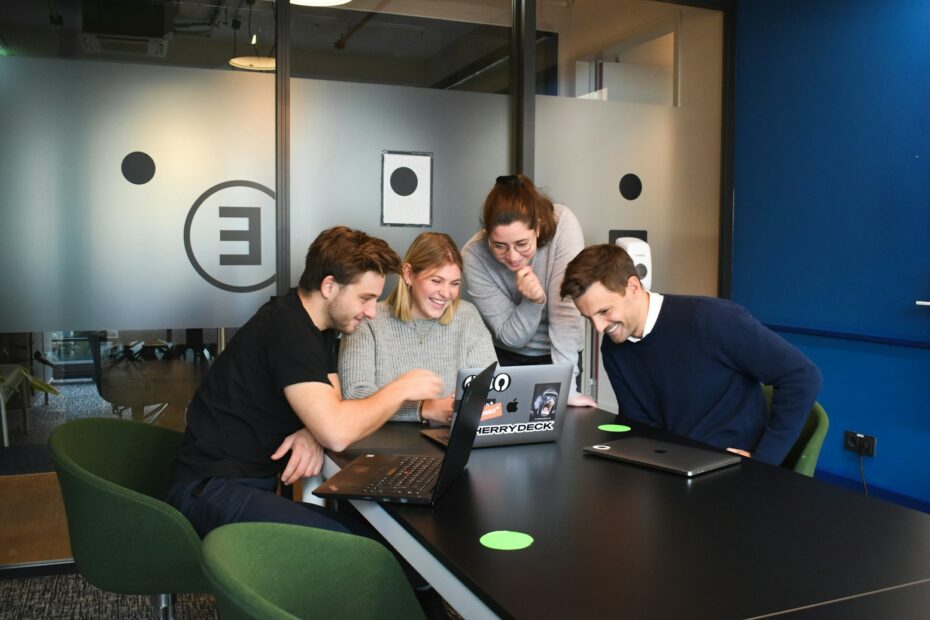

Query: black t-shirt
left=171, top=290, right=337, bottom=482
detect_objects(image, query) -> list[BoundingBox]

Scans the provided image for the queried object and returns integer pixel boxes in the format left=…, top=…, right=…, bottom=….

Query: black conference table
left=309, top=408, right=930, bottom=619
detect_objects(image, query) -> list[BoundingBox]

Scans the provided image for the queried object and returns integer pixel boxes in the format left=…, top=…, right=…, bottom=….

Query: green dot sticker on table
left=479, top=531, right=534, bottom=551
left=598, top=424, right=631, bottom=432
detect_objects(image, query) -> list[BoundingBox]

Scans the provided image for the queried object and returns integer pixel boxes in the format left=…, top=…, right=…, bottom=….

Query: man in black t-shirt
left=166, top=227, right=444, bottom=538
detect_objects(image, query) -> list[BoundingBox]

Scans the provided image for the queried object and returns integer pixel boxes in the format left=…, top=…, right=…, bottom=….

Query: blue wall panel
left=781, top=332, right=930, bottom=504
left=733, top=0, right=930, bottom=506
left=733, top=0, right=930, bottom=343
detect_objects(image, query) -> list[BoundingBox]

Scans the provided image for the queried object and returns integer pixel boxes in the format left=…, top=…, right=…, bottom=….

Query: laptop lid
left=426, top=364, right=571, bottom=448
left=312, top=361, right=497, bottom=504
left=430, top=361, right=497, bottom=498
left=583, top=437, right=741, bottom=477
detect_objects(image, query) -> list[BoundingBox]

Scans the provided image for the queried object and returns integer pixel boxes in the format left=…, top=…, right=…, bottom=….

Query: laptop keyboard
left=362, top=455, right=440, bottom=495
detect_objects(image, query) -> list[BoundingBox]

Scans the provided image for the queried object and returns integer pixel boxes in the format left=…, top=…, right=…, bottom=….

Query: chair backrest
left=48, top=417, right=208, bottom=595
left=761, top=385, right=830, bottom=477
left=202, top=522, right=426, bottom=620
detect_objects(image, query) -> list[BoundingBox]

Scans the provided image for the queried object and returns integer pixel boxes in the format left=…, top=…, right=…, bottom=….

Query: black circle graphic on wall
left=390, top=167, right=418, bottom=197
left=619, top=174, right=642, bottom=200
left=122, top=151, right=156, bottom=185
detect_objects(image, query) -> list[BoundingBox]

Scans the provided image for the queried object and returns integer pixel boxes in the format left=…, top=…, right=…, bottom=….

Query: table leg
left=302, top=474, right=326, bottom=506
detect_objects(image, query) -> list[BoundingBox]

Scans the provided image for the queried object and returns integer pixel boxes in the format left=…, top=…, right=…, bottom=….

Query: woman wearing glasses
left=462, top=174, right=596, bottom=407
left=339, top=232, right=497, bottom=424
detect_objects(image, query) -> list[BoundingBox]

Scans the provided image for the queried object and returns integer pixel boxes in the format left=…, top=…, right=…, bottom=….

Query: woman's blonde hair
left=388, top=232, right=463, bottom=325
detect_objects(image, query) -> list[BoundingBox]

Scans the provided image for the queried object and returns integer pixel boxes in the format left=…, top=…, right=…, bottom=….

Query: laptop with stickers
left=421, top=363, right=572, bottom=449
left=311, top=362, right=496, bottom=506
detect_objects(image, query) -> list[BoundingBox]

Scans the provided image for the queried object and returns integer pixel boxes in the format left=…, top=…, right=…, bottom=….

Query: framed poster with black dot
left=381, top=151, right=432, bottom=227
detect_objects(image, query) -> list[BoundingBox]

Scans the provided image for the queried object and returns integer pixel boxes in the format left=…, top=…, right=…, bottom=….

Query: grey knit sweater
left=338, top=300, right=497, bottom=422
left=462, top=203, right=585, bottom=397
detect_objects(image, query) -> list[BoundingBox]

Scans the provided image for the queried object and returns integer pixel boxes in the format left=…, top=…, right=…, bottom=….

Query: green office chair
left=761, top=384, right=830, bottom=477
left=202, top=522, right=426, bottom=620
left=48, top=417, right=209, bottom=619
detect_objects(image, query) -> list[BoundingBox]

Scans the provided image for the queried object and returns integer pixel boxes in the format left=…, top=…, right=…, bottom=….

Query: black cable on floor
left=859, top=454, right=870, bottom=496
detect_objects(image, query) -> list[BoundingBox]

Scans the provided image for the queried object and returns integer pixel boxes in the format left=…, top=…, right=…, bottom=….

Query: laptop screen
left=433, top=362, right=496, bottom=497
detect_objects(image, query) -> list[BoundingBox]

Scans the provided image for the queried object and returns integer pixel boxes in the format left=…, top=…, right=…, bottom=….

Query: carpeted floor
left=1, top=383, right=111, bottom=476
left=0, top=572, right=217, bottom=619
left=1, top=382, right=189, bottom=476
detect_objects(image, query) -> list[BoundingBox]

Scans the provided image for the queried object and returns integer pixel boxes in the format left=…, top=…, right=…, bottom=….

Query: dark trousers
left=495, top=346, right=583, bottom=393
left=165, top=475, right=371, bottom=539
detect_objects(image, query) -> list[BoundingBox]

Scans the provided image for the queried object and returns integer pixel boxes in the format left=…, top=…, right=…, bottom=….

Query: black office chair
left=87, top=332, right=169, bottom=422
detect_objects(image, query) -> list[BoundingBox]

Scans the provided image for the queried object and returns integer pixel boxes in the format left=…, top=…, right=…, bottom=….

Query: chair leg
left=19, top=385, right=30, bottom=434
left=1, top=397, right=9, bottom=448
left=150, top=593, right=175, bottom=620
left=142, top=402, right=170, bottom=425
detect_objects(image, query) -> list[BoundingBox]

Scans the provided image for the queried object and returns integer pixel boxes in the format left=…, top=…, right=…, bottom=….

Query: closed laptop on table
left=583, top=436, right=741, bottom=477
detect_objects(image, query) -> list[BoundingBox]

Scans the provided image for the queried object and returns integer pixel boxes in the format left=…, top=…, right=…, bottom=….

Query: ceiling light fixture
left=229, top=0, right=276, bottom=72
left=229, top=56, right=276, bottom=71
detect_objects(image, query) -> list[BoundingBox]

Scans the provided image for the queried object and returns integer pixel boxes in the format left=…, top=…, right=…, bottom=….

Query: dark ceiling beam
left=511, top=0, right=535, bottom=176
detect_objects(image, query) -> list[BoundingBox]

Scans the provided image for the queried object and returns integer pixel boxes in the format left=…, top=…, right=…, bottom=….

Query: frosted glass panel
left=538, top=0, right=682, bottom=99
left=0, top=57, right=275, bottom=332
left=535, top=5, right=723, bottom=410
left=289, top=80, right=509, bottom=277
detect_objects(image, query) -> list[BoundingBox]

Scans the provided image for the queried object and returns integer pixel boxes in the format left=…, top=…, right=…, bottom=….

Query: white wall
left=535, top=5, right=724, bottom=409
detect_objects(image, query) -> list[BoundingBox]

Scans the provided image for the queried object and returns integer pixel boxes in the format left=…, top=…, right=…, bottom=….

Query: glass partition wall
left=534, top=0, right=724, bottom=410
left=0, top=0, right=277, bottom=569
left=0, top=0, right=724, bottom=569
left=287, top=0, right=513, bottom=274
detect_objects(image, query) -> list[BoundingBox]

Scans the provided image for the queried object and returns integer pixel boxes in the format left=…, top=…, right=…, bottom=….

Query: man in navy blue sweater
left=560, top=244, right=821, bottom=465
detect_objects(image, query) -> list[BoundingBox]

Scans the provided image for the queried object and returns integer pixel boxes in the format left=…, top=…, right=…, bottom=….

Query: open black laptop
left=312, top=362, right=496, bottom=505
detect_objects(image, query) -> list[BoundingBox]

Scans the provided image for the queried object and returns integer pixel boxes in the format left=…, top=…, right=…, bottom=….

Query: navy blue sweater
left=602, top=295, right=822, bottom=465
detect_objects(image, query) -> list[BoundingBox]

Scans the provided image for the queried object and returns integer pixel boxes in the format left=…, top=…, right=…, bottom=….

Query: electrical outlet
left=844, top=430, right=876, bottom=457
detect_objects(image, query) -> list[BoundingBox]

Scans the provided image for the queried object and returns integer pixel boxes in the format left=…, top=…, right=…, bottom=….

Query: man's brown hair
left=481, top=174, right=558, bottom=247
left=298, top=226, right=400, bottom=292
left=560, top=244, right=639, bottom=300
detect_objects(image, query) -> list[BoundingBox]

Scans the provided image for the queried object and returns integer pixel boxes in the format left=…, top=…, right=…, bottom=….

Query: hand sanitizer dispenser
left=615, top=237, right=652, bottom=290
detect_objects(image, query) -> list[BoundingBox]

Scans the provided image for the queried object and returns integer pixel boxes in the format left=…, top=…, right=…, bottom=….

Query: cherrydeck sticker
left=476, top=421, right=555, bottom=436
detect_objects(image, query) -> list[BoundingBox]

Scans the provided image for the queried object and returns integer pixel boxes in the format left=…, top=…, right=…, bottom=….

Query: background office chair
left=202, top=522, right=426, bottom=620
left=86, top=332, right=170, bottom=422
left=49, top=417, right=209, bottom=619
left=762, top=384, right=830, bottom=477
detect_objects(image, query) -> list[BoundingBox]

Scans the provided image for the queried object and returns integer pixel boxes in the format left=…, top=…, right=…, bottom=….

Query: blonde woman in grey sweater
left=339, top=232, right=497, bottom=424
